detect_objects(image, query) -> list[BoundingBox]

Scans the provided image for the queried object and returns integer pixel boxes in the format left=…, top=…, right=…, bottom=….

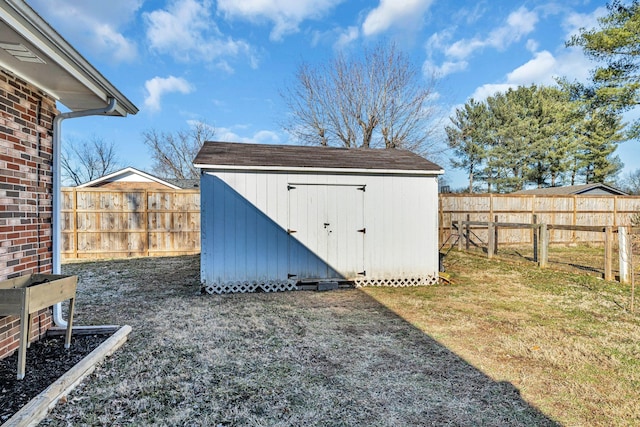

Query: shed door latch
left=357, top=228, right=366, bottom=234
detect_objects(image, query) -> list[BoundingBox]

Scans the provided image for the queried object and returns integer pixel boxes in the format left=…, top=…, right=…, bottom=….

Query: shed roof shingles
left=194, top=142, right=443, bottom=172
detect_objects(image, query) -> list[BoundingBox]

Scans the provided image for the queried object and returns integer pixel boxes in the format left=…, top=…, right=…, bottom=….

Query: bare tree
left=61, top=137, right=120, bottom=185
left=619, top=169, right=640, bottom=195
left=282, top=42, right=442, bottom=156
left=143, top=121, right=215, bottom=180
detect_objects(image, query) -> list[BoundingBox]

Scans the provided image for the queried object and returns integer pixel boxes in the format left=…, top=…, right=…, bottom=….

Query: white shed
left=194, top=142, right=444, bottom=294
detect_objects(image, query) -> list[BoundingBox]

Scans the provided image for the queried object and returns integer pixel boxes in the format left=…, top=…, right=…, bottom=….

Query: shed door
left=288, top=184, right=365, bottom=280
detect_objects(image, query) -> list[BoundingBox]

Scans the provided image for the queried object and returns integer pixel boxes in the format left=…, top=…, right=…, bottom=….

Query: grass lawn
left=490, top=244, right=620, bottom=278
left=40, top=252, right=639, bottom=426
left=365, top=250, right=640, bottom=426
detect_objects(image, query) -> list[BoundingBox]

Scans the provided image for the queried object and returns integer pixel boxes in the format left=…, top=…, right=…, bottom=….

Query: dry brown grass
left=40, top=255, right=559, bottom=426
left=364, top=251, right=640, bottom=427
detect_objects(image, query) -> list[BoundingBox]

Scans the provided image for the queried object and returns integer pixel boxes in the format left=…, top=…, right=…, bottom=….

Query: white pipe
left=52, top=98, right=117, bottom=327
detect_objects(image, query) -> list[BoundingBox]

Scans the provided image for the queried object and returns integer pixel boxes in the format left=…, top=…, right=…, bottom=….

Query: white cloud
left=186, top=120, right=216, bottom=133
left=216, top=126, right=281, bottom=144
left=144, top=0, right=253, bottom=66
left=470, top=83, right=517, bottom=101
left=93, top=24, right=138, bottom=62
left=504, top=6, right=538, bottom=40
left=27, top=0, right=140, bottom=62
left=144, top=76, right=194, bottom=112
left=335, top=26, right=360, bottom=48
left=425, top=30, right=454, bottom=56
left=562, top=6, right=608, bottom=40
left=470, top=48, right=594, bottom=101
left=217, top=0, right=343, bottom=41
left=362, top=0, right=434, bottom=36
left=445, top=38, right=485, bottom=60
left=423, top=60, right=468, bottom=78
left=506, top=51, right=557, bottom=85
left=445, top=6, right=538, bottom=60
left=526, top=39, right=539, bottom=52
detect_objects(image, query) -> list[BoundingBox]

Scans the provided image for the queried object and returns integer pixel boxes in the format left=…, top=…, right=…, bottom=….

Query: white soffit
left=0, top=1, right=137, bottom=116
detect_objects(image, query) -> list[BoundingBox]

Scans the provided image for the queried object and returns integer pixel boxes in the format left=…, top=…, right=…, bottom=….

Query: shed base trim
left=203, top=280, right=298, bottom=294
left=354, top=276, right=439, bottom=287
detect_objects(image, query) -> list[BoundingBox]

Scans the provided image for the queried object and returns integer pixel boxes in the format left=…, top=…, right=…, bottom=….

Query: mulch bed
left=0, top=334, right=109, bottom=423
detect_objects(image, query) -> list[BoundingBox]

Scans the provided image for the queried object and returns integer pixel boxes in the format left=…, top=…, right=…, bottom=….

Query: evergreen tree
left=576, top=109, right=624, bottom=183
left=568, top=1, right=640, bottom=137
left=445, top=100, right=489, bottom=193
left=446, top=84, right=623, bottom=192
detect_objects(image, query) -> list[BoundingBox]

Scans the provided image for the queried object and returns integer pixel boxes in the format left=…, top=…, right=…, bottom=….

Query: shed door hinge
left=358, top=270, right=366, bottom=276
left=287, top=185, right=296, bottom=190
left=288, top=273, right=297, bottom=279
left=287, top=229, right=297, bottom=234
left=357, top=228, right=366, bottom=234
left=357, top=185, right=366, bottom=192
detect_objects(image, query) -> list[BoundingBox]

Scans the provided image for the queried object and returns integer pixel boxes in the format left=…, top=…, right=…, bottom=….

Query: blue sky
left=26, top=0, right=632, bottom=189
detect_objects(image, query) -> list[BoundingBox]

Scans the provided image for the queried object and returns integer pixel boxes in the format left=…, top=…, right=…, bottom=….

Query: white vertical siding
left=200, top=169, right=439, bottom=289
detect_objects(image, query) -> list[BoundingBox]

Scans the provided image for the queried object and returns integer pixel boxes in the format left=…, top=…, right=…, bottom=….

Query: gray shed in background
left=194, top=142, right=444, bottom=294
left=513, top=183, right=628, bottom=196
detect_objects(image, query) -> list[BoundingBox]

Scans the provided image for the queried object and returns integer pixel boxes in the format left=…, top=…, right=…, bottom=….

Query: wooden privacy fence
left=439, top=193, right=640, bottom=246
left=61, top=188, right=200, bottom=260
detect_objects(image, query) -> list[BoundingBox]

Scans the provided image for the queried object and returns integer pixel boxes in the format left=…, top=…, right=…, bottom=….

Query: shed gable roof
left=76, top=167, right=182, bottom=189
left=194, top=142, right=443, bottom=174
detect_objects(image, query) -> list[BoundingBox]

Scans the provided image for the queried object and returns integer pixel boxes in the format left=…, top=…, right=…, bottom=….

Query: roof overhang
left=196, top=163, right=445, bottom=176
left=0, top=0, right=138, bottom=116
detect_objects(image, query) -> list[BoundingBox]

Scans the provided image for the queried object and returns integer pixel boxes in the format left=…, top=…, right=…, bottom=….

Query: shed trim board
left=197, top=143, right=442, bottom=294
left=193, top=163, right=444, bottom=176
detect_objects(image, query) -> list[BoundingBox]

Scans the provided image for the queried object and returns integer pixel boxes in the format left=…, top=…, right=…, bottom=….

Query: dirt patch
left=0, top=333, right=109, bottom=423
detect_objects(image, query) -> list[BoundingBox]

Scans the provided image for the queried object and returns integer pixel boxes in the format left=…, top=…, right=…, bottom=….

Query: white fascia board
left=195, top=163, right=445, bottom=176
left=0, top=1, right=138, bottom=116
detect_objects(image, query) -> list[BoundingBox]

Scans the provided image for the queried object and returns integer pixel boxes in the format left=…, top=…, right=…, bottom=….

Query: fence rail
left=61, top=188, right=200, bottom=260
left=61, top=190, right=640, bottom=260
left=440, top=193, right=640, bottom=245
left=450, top=219, right=633, bottom=282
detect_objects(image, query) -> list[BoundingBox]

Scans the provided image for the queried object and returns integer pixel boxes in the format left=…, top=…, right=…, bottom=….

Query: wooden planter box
left=0, top=274, right=77, bottom=380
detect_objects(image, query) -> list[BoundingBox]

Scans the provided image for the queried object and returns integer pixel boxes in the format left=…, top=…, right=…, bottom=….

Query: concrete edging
left=2, top=324, right=132, bottom=427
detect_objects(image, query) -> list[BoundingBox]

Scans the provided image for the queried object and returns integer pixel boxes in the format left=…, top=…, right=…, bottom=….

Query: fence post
left=494, top=215, right=499, bottom=254
left=439, top=195, right=444, bottom=248
left=619, top=226, right=631, bottom=284
left=465, top=214, right=470, bottom=251
left=539, top=223, right=548, bottom=268
left=533, top=214, right=538, bottom=263
left=457, top=221, right=463, bottom=251
left=487, top=222, right=495, bottom=259
left=631, top=238, right=635, bottom=313
left=449, top=213, right=453, bottom=248
left=604, top=226, right=613, bottom=281
left=73, top=188, right=78, bottom=260
left=144, top=189, right=150, bottom=257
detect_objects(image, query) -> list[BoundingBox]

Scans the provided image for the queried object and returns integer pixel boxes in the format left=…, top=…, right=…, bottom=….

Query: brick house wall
left=0, top=70, right=59, bottom=359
